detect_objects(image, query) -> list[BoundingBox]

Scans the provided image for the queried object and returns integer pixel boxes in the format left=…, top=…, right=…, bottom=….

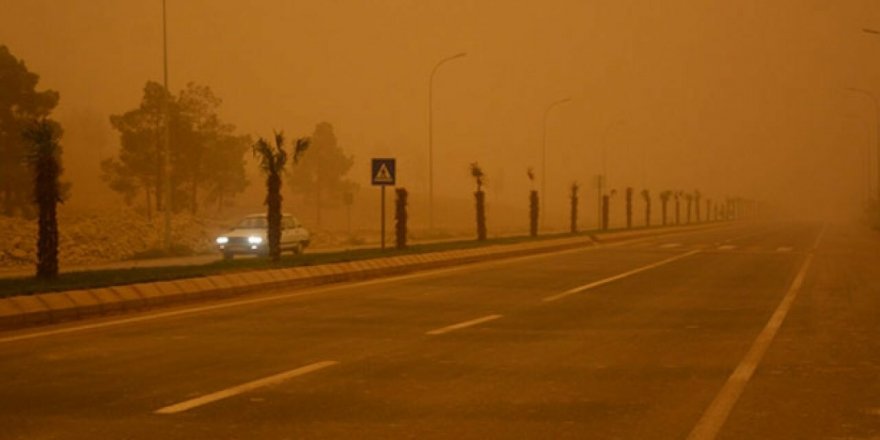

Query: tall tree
left=103, top=81, right=250, bottom=215
left=104, top=82, right=167, bottom=213
left=641, top=189, right=651, bottom=227
left=23, top=119, right=65, bottom=279
left=202, top=133, right=251, bottom=212
left=286, top=122, right=356, bottom=227
left=471, top=163, right=487, bottom=241
left=252, top=132, right=309, bottom=262
left=0, top=46, right=60, bottom=217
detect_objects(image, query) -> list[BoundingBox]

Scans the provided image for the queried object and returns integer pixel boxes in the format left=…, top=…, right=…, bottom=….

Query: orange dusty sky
left=2, top=0, right=880, bottom=224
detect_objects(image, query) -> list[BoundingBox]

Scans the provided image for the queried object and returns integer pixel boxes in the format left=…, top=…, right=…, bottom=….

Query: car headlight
left=248, top=236, right=263, bottom=244
left=216, top=236, right=229, bottom=244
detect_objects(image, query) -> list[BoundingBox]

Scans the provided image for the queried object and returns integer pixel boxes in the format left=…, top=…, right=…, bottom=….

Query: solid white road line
left=687, top=225, right=826, bottom=440
left=155, top=361, right=338, bottom=415
left=776, top=246, right=793, bottom=252
left=660, top=243, right=682, bottom=249
left=542, top=249, right=701, bottom=302
left=426, top=315, right=503, bottom=335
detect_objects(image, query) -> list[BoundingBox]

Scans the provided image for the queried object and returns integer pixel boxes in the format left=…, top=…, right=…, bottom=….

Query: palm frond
left=251, top=137, right=273, bottom=172
left=292, top=137, right=310, bottom=164
left=273, top=130, right=285, bottom=151
left=470, top=162, right=484, bottom=179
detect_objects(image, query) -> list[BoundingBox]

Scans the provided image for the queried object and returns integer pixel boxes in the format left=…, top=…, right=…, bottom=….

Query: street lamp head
left=863, top=28, right=880, bottom=35
left=452, top=52, right=467, bottom=59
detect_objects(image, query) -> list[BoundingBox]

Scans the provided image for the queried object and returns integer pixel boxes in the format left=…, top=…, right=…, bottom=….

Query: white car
left=215, top=213, right=310, bottom=260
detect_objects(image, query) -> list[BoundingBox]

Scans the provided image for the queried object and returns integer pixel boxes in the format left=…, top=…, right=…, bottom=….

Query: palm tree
left=570, top=181, right=579, bottom=234
left=660, top=190, right=672, bottom=226
left=674, top=191, right=682, bottom=225
left=528, top=167, right=538, bottom=237
left=23, top=119, right=64, bottom=279
left=252, top=131, right=309, bottom=262
left=641, top=189, right=651, bottom=227
left=471, top=162, right=487, bottom=241
left=694, top=190, right=702, bottom=222
left=625, top=187, right=633, bottom=229
left=685, top=192, right=693, bottom=224
left=395, top=187, right=408, bottom=248
left=602, top=189, right=616, bottom=231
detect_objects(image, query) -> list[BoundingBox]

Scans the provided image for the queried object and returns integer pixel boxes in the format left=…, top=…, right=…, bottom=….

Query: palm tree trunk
left=266, top=172, right=282, bottom=262
left=529, top=191, right=539, bottom=237
left=475, top=190, right=487, bottom=241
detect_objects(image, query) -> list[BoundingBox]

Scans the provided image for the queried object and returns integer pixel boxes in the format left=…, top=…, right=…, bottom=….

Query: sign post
left=371, top=158, right=396, bottom=249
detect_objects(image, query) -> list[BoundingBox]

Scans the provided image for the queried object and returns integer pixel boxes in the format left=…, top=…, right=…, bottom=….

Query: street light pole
left=847, top=86, right=880, bottom=204
left=428, top=52, right=466, bottom=232
left=540, top=97, right=571, bottom=229
left=162, top=0, right=172, bottom=250
left=861, top=29, right=880, bottom=203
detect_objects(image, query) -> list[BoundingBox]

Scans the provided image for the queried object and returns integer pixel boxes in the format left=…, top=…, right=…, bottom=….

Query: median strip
left=426, top=314, right=503, bottom=335
left=0, top=223, right=734, bottom=332
left=155, top=360, right=338, bottom=415
left=543, top=250, right=701, bottom=302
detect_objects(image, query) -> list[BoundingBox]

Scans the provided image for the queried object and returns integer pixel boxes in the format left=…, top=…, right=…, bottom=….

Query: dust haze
left=2, top=0, right=879, bottom=235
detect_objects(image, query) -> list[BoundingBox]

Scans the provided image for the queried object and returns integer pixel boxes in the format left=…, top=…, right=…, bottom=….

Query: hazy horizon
left=3, top=0, right=879, bottom=227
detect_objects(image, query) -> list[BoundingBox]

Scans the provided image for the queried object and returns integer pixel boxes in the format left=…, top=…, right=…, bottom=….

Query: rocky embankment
left=0, top=209, right=381, bottom=269
left=0, top=210, right=222, bottom=268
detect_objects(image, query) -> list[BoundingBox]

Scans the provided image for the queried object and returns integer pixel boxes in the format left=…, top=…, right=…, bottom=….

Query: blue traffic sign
left=371, top=158, right=396, bottom=186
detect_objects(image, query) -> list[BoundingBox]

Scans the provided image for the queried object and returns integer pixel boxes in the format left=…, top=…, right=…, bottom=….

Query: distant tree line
left=287, top=122, right=358, bottom=228
left=101, top=81, right=251, bottom=217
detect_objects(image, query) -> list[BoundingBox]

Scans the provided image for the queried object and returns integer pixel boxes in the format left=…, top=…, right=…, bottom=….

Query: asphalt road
left=1, top=221, right=878, bottom=439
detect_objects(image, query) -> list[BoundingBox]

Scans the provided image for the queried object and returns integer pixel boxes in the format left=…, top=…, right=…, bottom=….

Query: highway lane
left=1, top=221, right=871, bottom=439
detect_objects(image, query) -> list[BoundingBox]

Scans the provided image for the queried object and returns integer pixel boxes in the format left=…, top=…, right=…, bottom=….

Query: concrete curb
left=0, top=222, right=730, bottom=331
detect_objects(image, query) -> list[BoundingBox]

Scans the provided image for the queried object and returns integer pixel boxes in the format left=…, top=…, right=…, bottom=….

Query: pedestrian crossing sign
left=371, top=158, right=396, bottom=186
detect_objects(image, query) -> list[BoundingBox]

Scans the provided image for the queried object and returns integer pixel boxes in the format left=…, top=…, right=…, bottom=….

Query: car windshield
left=235, top=217, right=267, bottom=229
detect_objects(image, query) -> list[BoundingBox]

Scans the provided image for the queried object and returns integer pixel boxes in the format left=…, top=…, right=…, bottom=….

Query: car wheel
left=223, top=252, right=234, bottom=261
left=292, top=242, right=304, bottom=255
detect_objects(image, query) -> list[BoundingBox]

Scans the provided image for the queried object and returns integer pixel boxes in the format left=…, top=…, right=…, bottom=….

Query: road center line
left=687, top=225, right=825, bottom=440
left=154, top=361, right=338, bottom=415
left=542, top=249, right=701, bottom=302
left=426, top=314, right=503, bottom=335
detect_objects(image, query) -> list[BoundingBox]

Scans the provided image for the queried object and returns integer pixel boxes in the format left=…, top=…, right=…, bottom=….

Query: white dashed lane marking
left=426, top=315, right=503, bottom=335
left=155, top=361, right=339, bottom=415
left=717, top=245, right=737, bottom=251
left=544, top=250, right=701, bottom=302
left=660, top=243, right=682, bottom=249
